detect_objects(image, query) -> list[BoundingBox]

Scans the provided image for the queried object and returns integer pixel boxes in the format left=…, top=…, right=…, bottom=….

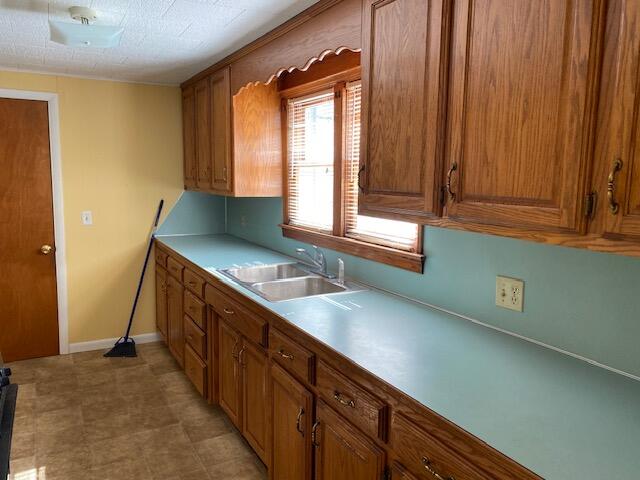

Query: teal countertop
left=157, top=234, right=640, bottom=479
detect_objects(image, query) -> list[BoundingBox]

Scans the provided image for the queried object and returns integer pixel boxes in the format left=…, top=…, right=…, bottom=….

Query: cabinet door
left=218, top=318, right=242, bottom=428
left=444, top=0, right=599, bottom=233
left=241, top=338, right=268, bottom=464
left=314, top=400, right=385, bottom=480
left=210, top=67, right=233, bottom=194
left=195, top=77, right=212, bottom=189
left=182, top=85, right=197, bottom=189
left=155, top=267, right=167, bottom=340
left=591, top=0, right=640, bottom=241
left=359, top=0, right=447, bottom=222
left=166, top=275, right=184, bottom=366
left=270, top=364, right=313, bottom=480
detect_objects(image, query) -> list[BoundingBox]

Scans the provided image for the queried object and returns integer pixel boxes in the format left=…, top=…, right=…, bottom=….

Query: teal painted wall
left=226, top=196, right=640, bottom=378
left=156, top=191, right=226, bottom=236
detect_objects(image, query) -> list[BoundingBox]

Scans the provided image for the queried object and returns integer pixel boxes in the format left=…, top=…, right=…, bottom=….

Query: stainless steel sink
left=220, top=263, right=308, bottom=283
left=251, top=276, right=348, bottom=302
left=217, top=262, right=364, bottom=302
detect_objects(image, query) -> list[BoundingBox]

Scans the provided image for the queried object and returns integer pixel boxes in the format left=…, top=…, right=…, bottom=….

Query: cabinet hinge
left=585, top=191, right=597, bottom=219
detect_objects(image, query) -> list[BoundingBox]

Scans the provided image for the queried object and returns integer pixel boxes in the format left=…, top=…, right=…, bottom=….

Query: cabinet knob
left=40, top=244, right=53, bottom=255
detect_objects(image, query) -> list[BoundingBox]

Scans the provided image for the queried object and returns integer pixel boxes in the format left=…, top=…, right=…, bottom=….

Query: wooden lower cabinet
left=241, top=338, right=269, bottom=463
left=155, top=266, right=167, bottom=339
left=270, top=364, right=313, bottom=480
left=166, top=274, right=184, bottom=366
left=218, top=317, right=242, bottom=427
left=389, top=463, right=418, bottom=480
left=314, top=400, right=385, bottom=480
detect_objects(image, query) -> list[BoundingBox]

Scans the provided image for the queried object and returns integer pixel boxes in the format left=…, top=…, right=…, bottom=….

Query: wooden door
left=0, top=98, right=59, bottom=362
left=155, top=267, right=168, bottom=340
left=218, top=318, right=242, bottom=428
left=195, top=78, right=212, bottom=189
left=314, top=400, right=385, bottom=480
left=241, top=338, right=268, bottom=463
left=590, top=0, right=640, bottom=241
left=210, top=67, right=233, bottom=194
left=166, top=275, right=184, bottom=366
left=444, top=0, right=600, bottom=233
left=359, top=0, right=447, bottom=222
left=270, top=364, right=313, bottom=480
left=182, top=85, right=197, bottom=189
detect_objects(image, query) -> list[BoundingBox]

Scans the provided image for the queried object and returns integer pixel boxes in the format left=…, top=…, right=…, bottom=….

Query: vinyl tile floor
left=6, top=342, right=267, bottom=480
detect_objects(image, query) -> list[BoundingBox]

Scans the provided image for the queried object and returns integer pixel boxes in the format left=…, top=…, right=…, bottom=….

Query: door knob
left=40, top=245, right=53, bottom=255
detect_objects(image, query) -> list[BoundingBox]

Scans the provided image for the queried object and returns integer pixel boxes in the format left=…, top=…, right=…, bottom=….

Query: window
left=282, top=73, right=423, bottom=273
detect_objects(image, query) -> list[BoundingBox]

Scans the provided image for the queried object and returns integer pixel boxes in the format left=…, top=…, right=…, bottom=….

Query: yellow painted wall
left=0, top=70, right=183, bottom=345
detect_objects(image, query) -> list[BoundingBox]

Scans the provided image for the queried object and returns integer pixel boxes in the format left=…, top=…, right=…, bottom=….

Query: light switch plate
left=496, top=276, right=524, bottom=312
left=81, top=210, right=93, bottom=225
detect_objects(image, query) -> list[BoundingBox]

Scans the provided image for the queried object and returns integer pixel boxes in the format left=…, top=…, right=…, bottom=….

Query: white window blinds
left=287, top=91, right=335, bottom=232
left=344, top=82, right=419, bottom=251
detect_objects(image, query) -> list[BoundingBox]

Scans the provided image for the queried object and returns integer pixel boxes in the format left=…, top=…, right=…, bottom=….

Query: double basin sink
left=218, top=262, right=363, bottom=302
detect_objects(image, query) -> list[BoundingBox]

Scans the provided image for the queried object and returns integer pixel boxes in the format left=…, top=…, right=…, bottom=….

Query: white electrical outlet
left=81, top=210, right=93, bottom=225
left=496, top=276, right=524, bottom=312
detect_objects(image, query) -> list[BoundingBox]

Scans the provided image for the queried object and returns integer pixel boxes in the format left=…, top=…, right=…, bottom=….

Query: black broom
left=105, top=199, right=164, bottom=358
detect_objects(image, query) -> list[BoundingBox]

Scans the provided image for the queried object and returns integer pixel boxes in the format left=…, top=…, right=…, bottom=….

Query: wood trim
left=181, top=0, right=346, bottom=88
left=333, top=81, right=346, bottom=237
left=280, top=224, right=424, bottom=273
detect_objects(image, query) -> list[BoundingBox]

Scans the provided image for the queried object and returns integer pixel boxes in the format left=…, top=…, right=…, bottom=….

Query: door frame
left=0, top=88, right=69, bottom=355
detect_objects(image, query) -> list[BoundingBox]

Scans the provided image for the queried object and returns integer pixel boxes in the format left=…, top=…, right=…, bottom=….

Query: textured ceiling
left=0, top=0, right=319, bottom=85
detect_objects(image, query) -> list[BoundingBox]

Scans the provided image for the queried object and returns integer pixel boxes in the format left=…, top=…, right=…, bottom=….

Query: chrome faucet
left=296, top=245, right=334, bottom=278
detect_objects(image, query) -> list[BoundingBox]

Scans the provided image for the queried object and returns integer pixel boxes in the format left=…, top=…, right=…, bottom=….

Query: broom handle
left=124, top=199, right=164, bottom=340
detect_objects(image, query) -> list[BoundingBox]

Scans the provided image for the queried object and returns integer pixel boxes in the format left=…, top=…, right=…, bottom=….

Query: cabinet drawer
left=184, top=289, right=206, bottom=329
left=184, top=344, right=207, bottom=397
left=155, top=248, right=168, bottom=267
left=269, top=328, right=314, bottom=384
left=316, top=359, right=387, bottom=441
left=183, top=268, right=205, bottom=297
left=184, top=315, right=206, bottom=360
left=205, top=284, right=267, bottom=347
left=391, top=413, right=489, bottom=480
left=166, top=257, right=184, bottom=281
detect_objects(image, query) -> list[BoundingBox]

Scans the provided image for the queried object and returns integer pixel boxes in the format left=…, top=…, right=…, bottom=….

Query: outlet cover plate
left=496, top=276, right=524, bottom=312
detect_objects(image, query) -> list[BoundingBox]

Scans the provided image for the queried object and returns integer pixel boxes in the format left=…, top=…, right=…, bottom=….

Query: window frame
left=280, top=68, right=424, bottom=274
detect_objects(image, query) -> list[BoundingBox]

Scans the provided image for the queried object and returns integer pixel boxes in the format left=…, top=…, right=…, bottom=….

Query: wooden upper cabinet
left=359, top=0, right=448, bottom=222
left=444, top=0, right=601, bottom=234
left=181, top=67, right=282, bottom=197
left=194, top=78, right=212, bottom=189
left=314, top=400, right=385, bottom=480
left=182, top=86, right=197, bottom=189
left=590, top=0, right=640, bottom=242
left=210, top=67, right=233, bottom=194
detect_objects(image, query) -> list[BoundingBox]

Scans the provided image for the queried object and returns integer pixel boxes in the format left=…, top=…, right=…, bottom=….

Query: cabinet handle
left=333, top=391, right=356, bottom=408
left=238, top=346, right=246, bottom=365
left=607, top=158, right=623, bottom=214
left=295, top=407, right=305, bottom=436
left=421, top=457, right=455, bottom=480
left=277, top=349, right=294, bottom=360
left=223, top=307, right=234, bottom=315
left=446, top=162, right=458, bottom=200
left=311, top=421, right=320, bottom=447
left=357, top=164, right=365, bottom=193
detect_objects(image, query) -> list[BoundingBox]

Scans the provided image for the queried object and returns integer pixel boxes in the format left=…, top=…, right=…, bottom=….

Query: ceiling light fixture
left=49, top=6, right=124, bottom=48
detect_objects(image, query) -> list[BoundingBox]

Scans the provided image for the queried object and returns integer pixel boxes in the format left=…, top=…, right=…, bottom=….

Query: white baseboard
left=68, top=332, right=162, bottom=354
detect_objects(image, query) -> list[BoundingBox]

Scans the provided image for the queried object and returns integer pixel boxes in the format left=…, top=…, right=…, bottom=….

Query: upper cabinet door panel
left=445, top=0, right=599, bottom=233
left=182, top=86, right=197, bottom=189
left=210, top=67, right=233, bottom=194
left=359, top=0, right=447, bottom=221
left=195, top=78, right=212, bottom=189
left=592, top=0, right=640, bottom=240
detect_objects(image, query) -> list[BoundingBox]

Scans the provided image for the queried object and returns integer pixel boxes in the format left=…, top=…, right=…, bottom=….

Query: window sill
left=280, top=224, right=425, bottom=273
